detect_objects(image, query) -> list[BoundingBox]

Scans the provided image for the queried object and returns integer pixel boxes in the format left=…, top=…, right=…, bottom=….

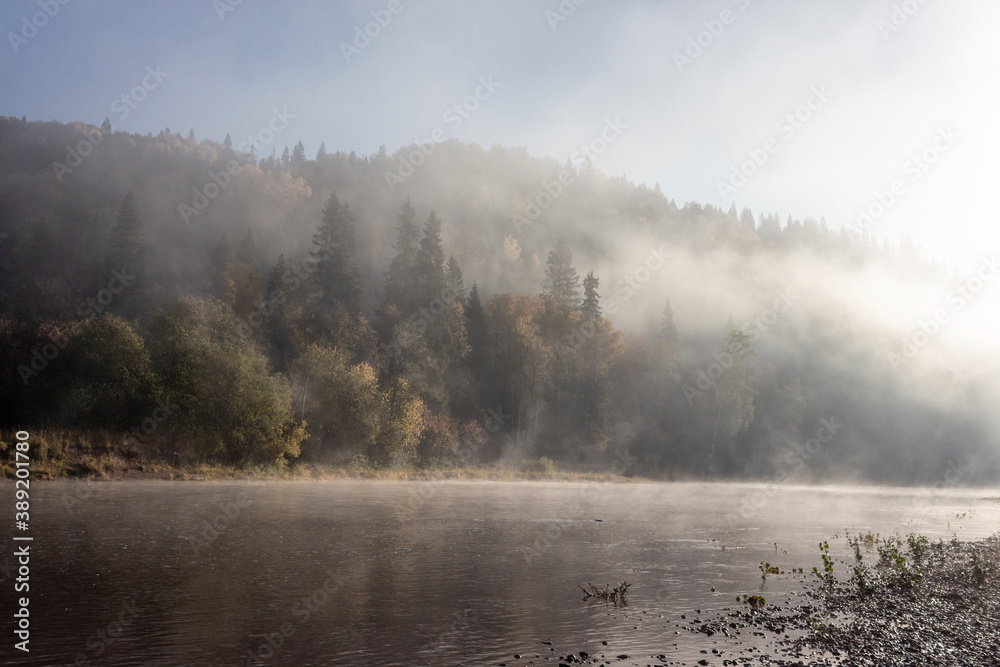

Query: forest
left=1, top=115, right=997, bottom=483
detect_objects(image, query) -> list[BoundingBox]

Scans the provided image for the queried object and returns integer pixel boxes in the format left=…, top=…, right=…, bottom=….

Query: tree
left=105, top=192, right=143, bottom=275
left=104, top=192, right=146, bottom=318
left=101, top=117, right=112, bottom=134
left=383, top=199, right=420, bottom=313
left=146, top=297, right=304, bottom=463
left=445, top=255, right=467, bottom=303
left=581, top=271, right=600, bottom=319
left=316, top=142, right=327, bottom=160
left=281, top=146, right=290, bottom=168
left=660, top=298, right=678, bottom=344
left=311, top=192, right=361, bottom=314
left=710, top=329, right=758, bottom=465
left=291, top=140, right=306, bottom=169
left=416, top=210, right=447, bottom=305
left=541, top=238, right=580, bottom=311
left=223, top=133, right=233, bottom=151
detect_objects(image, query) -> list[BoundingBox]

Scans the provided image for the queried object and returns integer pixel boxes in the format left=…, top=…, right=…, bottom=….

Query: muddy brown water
left=2, top=480, right=998, bottom=665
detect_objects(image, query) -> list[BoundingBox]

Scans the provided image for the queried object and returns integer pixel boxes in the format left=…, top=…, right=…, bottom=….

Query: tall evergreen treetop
left=660, top=298, right=678, bottom=344
left=311, top=192, right=360, bottom=313
left=445, top=255, right=467, bottom=304
left=416, top=210, right=447, bottom=304
left=541, top=237, right=580, bottom=311
left=582, top=271, right=600, bottom=319
left=384, top=199, right=420, bottom=312
left=106, top=192, right=144, bottom=273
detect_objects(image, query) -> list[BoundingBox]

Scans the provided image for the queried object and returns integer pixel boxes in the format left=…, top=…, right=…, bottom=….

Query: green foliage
left=738, top=594, right=766, bottom=612
left=368, top=376, right=424, bottom=466
left=541, top=238, right=580, bottom=311
left=906, top=532, right=929, bottom=557
left=812, top=540, right=836, bottom=587
left=146, top=298, right=303, bottom=463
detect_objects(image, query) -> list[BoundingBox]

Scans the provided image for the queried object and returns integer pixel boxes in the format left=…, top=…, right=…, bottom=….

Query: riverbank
left=0, top=429, right=637, bottom=482
left=686, top=532, right=1000, bottom=666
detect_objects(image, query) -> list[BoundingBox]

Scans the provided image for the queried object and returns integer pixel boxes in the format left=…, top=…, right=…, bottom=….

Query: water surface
left=3, top=480, right=998, bottom=665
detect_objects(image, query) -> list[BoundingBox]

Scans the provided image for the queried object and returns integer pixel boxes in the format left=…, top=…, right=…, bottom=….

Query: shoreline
left=686, top=532, right=1000, bottom=665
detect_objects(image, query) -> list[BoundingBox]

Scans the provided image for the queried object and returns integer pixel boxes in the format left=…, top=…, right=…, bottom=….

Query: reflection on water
left=2, top=480, right=997, bottom=666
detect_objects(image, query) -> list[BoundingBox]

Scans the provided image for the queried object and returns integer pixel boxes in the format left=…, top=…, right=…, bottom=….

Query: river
left=3, top=480, right=998, bottom=665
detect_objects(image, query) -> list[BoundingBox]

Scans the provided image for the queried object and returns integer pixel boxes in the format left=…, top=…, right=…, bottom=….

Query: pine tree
left=445, top=255, right=467, bottom=303
left=311, top=192, right=361, bottom=313
left=581, top=271, right=600, bottom=319
left=660, top=298, right=678, bottom=344
left=281, top=146, right=290, bottom=168
left=541, top=238, right=580, bottom=311
left=416, top=210, right=446, bottom=304
left=383, top=199, right=420, bottom=313
left=106, top=192, right=144, bottom=274
left=223, top=133, right=233, bottom=151
left=291, top=140, right=306, bottom=169
left=316, top=142, right=327, bottom=160
left=101, top=117, right=112, bottom=135
left=727, top=202, right=738, bottom=219
left=237, top=229, right=261, bottom=267
left=740, top=207, right=755, bottom=232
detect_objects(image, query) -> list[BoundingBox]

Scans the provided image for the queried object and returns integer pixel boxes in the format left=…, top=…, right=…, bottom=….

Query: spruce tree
left=541, top=238, right=580, bottom=311
left=291, top=140, right=306, bottom=169
left=445, top=255, right=467, bottom=303
left=311, top=193, right=361, bottom=313
left=383, top=199, right=419, bottom=313
left=416, top=210, right=446, bottom=304
left=581, top=271, right=600, bottom=319
left=104, top=192, right=146, bottom=317
left=660, top=298, right=678, bottom=344
left=316, top=142, right=327, bottom=160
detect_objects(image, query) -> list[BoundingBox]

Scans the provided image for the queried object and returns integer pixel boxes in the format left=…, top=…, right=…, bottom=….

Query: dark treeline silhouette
left=1, top=116, right=996, bottom=482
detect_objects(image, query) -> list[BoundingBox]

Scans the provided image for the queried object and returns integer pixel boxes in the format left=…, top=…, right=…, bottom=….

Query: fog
left=1, top=1, right=998, bottom=484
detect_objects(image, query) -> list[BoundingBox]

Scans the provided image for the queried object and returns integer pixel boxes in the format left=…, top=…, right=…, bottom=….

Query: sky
left=2, top=0, right=998, bottom=271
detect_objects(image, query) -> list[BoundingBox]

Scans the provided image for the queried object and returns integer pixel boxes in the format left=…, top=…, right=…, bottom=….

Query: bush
left=146, top=298, right=304, bottom=463
left=417, top=412, right=460, bottom=466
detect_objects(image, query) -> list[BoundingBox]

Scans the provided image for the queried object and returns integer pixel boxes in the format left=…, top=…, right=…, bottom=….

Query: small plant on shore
left=877, top=541, right=923, bottom=588
left=851, top=564, right=878, bottom=595
left=812, top=541, right=836, bottom=588
left=579, top=581, right=629, bottom=606
left=906, top=533, right=929, bottom=558
left=738, top=594, right=766, bottom=612
left=759, top=561, right=782, bottom=582
left=847, top=535, right=863, bottom=563
left=808, top=614, right=839, bottom=640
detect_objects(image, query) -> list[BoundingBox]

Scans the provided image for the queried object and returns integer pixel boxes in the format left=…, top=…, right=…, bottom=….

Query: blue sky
left=2, top=0, right=998, bottom=269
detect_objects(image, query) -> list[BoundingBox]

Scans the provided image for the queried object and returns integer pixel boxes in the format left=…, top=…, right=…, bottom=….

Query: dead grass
left=0, top=429, right=637, bottom=483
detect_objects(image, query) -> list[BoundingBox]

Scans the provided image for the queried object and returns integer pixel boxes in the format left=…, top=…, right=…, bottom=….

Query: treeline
left=0, top=116, right=995, bottom=481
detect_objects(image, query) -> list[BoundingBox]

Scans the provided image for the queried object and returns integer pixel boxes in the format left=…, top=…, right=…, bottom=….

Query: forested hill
left=1, top=116, right=996, bottom=483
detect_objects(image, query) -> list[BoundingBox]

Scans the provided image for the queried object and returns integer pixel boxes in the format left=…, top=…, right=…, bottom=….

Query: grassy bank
left=0, top=429, right=635, bottom=483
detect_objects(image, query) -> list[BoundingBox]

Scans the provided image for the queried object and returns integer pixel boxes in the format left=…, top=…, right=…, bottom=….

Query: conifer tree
left=311, top=193, right=360, bottom=313
left=541, top=238, right=580, bottom=311
left=416, top=210, right=446, bottom=304
left=445, top=255, right=467, bottom=303
left=581, top=271, right=600, bottom=319
left=383, top=199, right=420, bottom=313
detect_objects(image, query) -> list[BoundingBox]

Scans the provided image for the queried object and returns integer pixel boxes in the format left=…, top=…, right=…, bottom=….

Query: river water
left=2, top=480, right=998, bottom=666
